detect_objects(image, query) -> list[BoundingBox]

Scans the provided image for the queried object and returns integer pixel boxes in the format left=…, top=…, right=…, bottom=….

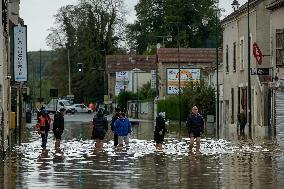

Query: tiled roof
left=157, top=48, right=222, bottom=63
left=106, top=55, right=156, bottom=73
left=221, top=0, right=262, bottom=24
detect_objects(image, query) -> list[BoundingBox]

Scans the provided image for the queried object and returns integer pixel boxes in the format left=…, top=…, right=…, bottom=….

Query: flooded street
left=1, top=114, right=284, bottom=189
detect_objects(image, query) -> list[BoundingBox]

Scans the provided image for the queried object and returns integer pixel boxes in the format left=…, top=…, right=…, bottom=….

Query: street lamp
left=231, top=0, right=240, bottom=11
left=231, top=0, right=251, bottom=137
left=169, top=22, right=182, bottom=137
left=247, top=0, right=252, bottom=137
left=156, top=35, right=173, bottom=98
left=202, top=1, right=220, bottom=138
left=215, top=1, right=220, bottom=139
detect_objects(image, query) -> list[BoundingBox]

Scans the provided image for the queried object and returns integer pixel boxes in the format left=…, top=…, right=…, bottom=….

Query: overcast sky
left=20, top=0, right=246, bottom=51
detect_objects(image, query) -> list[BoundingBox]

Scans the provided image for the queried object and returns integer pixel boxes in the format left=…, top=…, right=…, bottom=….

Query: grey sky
left=20, top=0, right=246, bottom=51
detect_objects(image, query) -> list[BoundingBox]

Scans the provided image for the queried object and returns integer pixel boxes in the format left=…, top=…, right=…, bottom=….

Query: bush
left=117, top=91, right=136, bottom=110
left=157, top=81, right=215, bottom=121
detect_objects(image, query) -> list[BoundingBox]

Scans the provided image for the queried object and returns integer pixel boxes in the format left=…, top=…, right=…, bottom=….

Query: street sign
left=251, top=68, right=270, bottom=75
left=253, top=42, right=263, bottom=65
left=151, top=70, right=156, bottom=89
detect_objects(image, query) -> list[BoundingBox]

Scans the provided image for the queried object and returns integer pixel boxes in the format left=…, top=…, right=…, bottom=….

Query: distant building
left=156, top=48, right=222, bottom=99
left=106, top=55, right=156, bottom=101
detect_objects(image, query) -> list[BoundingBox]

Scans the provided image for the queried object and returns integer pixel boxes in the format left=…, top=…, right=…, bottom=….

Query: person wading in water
left=186, top=106, right=204, bottom=154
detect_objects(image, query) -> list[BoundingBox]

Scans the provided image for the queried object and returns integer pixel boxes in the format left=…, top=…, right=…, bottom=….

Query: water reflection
left=0, top=120, right=283, bottom=188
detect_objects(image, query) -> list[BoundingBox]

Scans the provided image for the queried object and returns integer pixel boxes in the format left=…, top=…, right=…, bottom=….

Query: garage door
left=275, top=90, right=284, bottom=146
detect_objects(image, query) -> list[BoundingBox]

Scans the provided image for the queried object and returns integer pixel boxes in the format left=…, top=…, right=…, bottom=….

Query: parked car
left=46, top=99, right=76, bottom=114
left=72, top=104, right=93, bottom=113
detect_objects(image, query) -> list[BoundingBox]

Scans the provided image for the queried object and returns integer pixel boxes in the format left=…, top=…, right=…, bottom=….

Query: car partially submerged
left=72, top=104, right=93, bottom=113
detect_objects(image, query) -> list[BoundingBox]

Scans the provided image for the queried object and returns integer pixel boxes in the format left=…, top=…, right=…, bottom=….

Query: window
left=231, top=88, right=234, bottom=124
left=233, top=42, right=236, bottom=72
left=226, top=45, right=229, bottom=72
left=276, top=29, right=284, bottom=67
left=240, top=37, right=244, bottom=70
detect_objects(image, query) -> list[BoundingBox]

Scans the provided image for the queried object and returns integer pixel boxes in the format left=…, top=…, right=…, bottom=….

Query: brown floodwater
left=1, top=114, right=284, bottom=189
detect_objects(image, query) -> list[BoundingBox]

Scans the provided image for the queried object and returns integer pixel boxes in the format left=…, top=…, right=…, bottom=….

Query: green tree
left=46, top=0, right=126, bottom=102
left=117, top=91, right=136, bottom=110
left=126, top=0, right=222, bottom=54
left=138, top=81, right=155, bottom=100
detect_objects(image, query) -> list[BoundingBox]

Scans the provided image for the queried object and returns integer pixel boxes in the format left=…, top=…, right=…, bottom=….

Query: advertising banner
left=151, top=70, right=156, bottom=89
left=167, top=68, right=200, bottom=94
left=14, top=26, right=27, bottom=82
left=115, top=71, right=132, bottom=95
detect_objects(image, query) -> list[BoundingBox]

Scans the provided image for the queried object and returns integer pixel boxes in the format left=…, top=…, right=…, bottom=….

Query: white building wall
left=222, top=1, right=271, bottom=137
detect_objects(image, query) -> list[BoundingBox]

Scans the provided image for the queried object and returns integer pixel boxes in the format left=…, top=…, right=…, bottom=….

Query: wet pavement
left=1, top=113, right=284, bottom=189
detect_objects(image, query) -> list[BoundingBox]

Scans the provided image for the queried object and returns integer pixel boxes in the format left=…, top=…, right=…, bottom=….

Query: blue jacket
left=114, top=118, right=132, bottom=136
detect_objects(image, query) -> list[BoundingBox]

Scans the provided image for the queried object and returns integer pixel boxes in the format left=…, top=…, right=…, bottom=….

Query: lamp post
left=169, top=22, right=181, bottom=137
left=67, top=48, right=71, bottom=95
left=202, top=1, right=220, bottom=137
left=177, top=28, right=181, bottom=138
left=55, top=31, right=72, bottom=97
left=156, top=35, right=172, bottom=98
left=232, top=0, right=251, bottom=137
left=39, top=49, right=42, bottom=104
left=247, top=0, right=252, bottom=137
left=215, top=1, right=220, bottom=139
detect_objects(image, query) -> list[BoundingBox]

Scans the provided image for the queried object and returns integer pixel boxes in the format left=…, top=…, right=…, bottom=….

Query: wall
left=222, top=1, right=271, bottom=136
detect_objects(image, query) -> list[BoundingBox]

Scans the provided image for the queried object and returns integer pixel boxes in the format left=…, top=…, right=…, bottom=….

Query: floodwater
left=1, top=114, right=284, bottom=189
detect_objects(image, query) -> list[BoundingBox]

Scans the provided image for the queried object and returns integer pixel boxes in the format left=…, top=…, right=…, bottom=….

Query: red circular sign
left=253, top=42, right=263, bottom=65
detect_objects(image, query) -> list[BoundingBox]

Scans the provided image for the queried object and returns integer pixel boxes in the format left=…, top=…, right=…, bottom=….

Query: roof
left=106, top=55, right=156, bottom=73
left=266, top=0, right=284, bottom=10
left=221, top=0, right=262, bottom=24
left=157, top=48, right=222, bottom=63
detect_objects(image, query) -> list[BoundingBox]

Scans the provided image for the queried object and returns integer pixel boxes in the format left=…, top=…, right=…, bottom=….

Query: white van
left=46, top=99, right=76, bottom=114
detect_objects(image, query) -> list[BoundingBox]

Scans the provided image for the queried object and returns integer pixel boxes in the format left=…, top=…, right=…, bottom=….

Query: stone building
left=221, top=0, right=271, bottom=137
left=156, top=48, right=222, bottom=99
left=106, top=55, right=156, bottom=101
left=266, top=0, right=284, bottom=137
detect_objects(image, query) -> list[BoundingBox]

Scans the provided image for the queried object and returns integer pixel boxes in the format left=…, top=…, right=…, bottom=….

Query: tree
left=138, top=81, right=155, bottom=100
left=46, top=0, right=126, bottom=102
left=157, top=81, right=215, bottom=121
left=126, top=0, right=222, bottom=54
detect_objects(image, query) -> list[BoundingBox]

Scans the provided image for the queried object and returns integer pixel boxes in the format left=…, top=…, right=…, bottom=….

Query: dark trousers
left=240, top=124, right=245, bottom=134
left=41, top=131, right=48, bottom=148
left=114, top=133, right=118, bottom=146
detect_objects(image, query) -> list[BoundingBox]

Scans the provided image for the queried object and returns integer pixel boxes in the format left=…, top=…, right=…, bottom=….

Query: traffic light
left=77, top=63, right=83, bottom=72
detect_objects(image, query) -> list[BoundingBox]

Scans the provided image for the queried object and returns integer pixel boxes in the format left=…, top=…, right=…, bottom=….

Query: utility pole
left=68, top=48, right=71, bottom=95
left=39, top=49, right=42, bottom=104
left=247, top=0, right=252, bottom=137
left=177, top=25, right=181, bottom=138
left=216, top=0, right=220, bottom=138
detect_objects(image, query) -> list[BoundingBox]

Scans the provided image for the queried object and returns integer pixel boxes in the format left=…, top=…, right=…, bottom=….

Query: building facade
left=106, top=55, right=156, bottom=101
left=1, top=0, right=22, bottom=158
left=221, top=0, right=272, bottom=138
left=156, top=48, right=222, bottom=100
left=266, top=0, right=284, bottom=137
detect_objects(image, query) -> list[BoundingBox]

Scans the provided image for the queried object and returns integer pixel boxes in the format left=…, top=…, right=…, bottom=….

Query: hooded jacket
left=114, top=117, right=131, bottom=136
